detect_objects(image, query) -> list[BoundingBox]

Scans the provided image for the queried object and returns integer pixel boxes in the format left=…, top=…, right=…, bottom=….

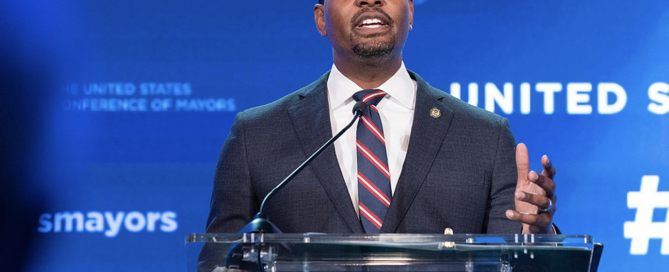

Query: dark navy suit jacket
left=205, top=71, right=521, bottom=234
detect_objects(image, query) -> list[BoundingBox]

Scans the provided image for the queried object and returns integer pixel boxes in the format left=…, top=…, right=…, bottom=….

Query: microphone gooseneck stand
left=239, top=101, right=368, bottom=234
left=227, top=101, right=368, bottom=272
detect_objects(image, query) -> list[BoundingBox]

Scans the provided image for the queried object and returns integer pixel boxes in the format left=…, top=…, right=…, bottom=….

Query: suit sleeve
left=205, top=112, right=260, bottom=233
left=483, top=117, right=522, bottom=234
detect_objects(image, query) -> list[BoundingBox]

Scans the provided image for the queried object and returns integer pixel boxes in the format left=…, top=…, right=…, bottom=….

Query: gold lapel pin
left=430, top=107, right=441, bottom=118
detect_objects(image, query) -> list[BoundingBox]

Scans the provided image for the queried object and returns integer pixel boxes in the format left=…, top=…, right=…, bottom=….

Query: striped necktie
left=353, top=89, right=391, bottom=233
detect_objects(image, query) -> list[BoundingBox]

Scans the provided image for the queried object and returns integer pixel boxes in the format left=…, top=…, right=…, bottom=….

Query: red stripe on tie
left=370, top=105, right=379, bottom=112
left=362, top=91, right=386, bottom=103
left=359, top=202, right=383, bottom=229
left=361, top=116, right=385, bottom=144
left=358, top=172, right=391, bottom=207
left=356, top=140, right=391, bottom=179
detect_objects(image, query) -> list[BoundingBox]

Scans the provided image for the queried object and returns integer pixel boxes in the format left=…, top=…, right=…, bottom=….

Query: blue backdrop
left=1, top=0, right=668, bottom=271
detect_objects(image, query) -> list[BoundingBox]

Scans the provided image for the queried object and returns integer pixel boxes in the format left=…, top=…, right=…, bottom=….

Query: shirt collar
left=327, top=62, right=415, bottom=111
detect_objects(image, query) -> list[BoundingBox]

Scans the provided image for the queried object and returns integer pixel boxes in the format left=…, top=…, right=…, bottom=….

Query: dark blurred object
left=0, top=2, right=52, bottom=271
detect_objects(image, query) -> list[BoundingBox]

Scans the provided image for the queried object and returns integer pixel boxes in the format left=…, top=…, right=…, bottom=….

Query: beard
left=349, top=32, right=396, bottom=58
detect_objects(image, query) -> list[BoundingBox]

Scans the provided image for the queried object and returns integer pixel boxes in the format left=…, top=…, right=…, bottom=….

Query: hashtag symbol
left=624, top=175, right=669, bottom=255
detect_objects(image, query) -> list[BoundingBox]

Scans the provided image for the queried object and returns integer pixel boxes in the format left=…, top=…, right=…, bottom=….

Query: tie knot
left=353, top=89, right=387, bottom=107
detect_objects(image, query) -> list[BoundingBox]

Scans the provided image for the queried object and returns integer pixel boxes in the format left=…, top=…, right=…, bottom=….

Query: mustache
left=350, top=7, right=394, bottom=28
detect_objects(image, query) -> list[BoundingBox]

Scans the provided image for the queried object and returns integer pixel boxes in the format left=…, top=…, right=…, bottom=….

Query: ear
left=408, top=0, right=414, bottom=30
left=314, top=4, right=327, bottom=37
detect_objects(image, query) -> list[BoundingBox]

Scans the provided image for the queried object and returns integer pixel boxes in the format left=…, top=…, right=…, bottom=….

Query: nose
left=355, top=0, right=384, bottom=7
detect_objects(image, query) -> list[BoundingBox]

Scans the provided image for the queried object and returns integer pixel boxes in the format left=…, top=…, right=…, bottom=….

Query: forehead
left=319, top=1, right=411, bottom=7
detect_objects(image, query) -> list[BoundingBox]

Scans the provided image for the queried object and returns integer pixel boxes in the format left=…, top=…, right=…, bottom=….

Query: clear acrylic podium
left=187, top=233, right=601, bottom=272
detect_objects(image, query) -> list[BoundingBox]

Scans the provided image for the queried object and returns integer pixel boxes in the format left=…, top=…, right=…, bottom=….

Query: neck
left=333, top=52, right=402, bottom=90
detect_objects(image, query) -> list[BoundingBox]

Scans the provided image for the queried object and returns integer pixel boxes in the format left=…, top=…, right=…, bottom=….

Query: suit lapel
left=380, top=72, right=455, bottom=233
left=288, top=72, right=365, bottom=233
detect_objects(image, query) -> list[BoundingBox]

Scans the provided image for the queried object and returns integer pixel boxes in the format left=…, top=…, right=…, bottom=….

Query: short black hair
left=319, top=0, right=324, bottom=4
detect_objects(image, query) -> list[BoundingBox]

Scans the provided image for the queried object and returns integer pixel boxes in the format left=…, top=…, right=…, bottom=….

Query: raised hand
left=506, top=143, right=557, bottom=234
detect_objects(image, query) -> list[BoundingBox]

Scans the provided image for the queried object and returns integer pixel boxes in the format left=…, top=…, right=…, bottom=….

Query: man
left=205, top=0, right=557, bottom=236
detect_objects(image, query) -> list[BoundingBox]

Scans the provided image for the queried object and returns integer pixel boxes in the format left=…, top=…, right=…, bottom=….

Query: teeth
left=361, top=18, right=383, bottom=26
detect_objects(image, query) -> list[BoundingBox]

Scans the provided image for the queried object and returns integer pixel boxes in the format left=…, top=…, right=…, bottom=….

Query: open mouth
left=351, top=9, right=394, bottom=34
left=358, top=18, right=388, bottom=29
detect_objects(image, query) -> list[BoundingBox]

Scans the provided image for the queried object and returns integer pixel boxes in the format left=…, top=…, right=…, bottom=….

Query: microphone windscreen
left=352, top=101, right=368, bottom=116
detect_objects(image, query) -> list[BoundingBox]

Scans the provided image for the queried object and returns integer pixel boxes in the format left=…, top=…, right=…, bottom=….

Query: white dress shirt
left=327, top=62, right=417, bottom=216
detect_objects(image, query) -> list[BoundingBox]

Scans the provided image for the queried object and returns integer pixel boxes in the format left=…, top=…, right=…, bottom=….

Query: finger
left=515, top=191, right=552, bottom=211
left=528, top=171, right=555, bottom=197
left=505, top=209, right=550, bottom=228
left=541, top=155, right=556, bottom=179
left=516, top=143, right=530, bottom=185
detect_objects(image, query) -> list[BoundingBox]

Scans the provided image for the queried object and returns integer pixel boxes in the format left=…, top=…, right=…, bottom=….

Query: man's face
left=316, top=0, right=414, bottom=59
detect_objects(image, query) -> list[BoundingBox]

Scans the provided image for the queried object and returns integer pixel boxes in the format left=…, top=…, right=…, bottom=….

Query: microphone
left=220, top=102, right=369, bottom=272
left=238, top=101, right=368, bottom=234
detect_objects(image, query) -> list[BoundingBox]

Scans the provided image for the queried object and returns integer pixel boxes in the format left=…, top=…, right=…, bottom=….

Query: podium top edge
left=185, top=233, right=594, bottom=247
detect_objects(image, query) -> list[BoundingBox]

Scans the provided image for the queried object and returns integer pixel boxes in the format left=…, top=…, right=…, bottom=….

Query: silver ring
left=539, top=198, right=553, bottom=212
